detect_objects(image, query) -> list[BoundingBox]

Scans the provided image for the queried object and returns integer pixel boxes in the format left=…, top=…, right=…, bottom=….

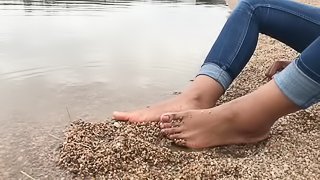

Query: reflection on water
left=0, top=0, right=229, bottom=178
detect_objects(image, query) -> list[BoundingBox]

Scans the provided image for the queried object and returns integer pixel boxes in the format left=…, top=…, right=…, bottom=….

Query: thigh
left=253, top=0, right=320, bottom=52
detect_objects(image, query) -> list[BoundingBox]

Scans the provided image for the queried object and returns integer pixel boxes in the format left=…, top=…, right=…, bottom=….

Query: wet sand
left=57, top=0, right=320, bottom=179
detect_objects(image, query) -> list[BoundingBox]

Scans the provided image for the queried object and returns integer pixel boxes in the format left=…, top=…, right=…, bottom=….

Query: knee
left=235, top=0, right=269, bottom=14
left=238, top=0, right=267, bottom=8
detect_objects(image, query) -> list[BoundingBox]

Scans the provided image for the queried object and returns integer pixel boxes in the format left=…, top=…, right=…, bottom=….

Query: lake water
left=0, top=0, right=230, bottom=178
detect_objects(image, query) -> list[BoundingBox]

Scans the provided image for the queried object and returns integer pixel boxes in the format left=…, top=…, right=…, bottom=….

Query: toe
left=174, top=138, right=186, bottom=146
left=160, top=121, right=182, bottom=129
left=159, top=122, right=172, bottom=129
left=112, top=111, right=129, bottom=121
left=168, top=132, right=185, bottom=140
left=160, top=114, right=171, bottom=122
left=174, top=139, right=203, bottom=149
left=161, top=127, right=183, bottom=136
left=185, top=141, right=201, bottom=149
left=160, top=112, right=184, bottom=122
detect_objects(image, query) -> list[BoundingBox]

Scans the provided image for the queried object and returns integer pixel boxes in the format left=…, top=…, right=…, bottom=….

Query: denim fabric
left=297, top=36, right=320, bottom=84
left=198, top=62, right=232, bottom=90
left=198, top=0, right=320, bottom=107
left=275, top=60, right=320, bottom=108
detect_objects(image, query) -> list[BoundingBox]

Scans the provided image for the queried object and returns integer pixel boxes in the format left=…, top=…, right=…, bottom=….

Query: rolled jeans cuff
left=197, top=62, right=232, bottom=91
left=274, top=60, right=320, bottom=109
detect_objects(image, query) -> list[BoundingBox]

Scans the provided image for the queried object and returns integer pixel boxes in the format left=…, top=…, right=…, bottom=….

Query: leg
left=160, top=80, right=299, bottom=148
left=200, top=0, right=320, bottom=90
left=112, top=76, right=224, bottom=122
left=160, top=37, right=320, bottom=148
left=113, top=0, right=320, bottom=122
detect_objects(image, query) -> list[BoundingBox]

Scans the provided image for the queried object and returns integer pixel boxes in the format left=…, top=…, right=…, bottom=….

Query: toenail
left=162, top=115, right=170, bottom=121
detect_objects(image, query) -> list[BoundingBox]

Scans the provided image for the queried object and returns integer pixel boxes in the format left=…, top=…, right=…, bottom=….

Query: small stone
left=113, top=122, right=121, bottom=128
left=172, top=91, right=182, bottom=95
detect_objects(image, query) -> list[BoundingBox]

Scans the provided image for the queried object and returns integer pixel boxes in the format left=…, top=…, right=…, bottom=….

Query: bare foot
left=159, top=108, right=270, bottom=149
left=112, top=75, right=224, bottom=122
left=159, top=80, right=300, bottom=148
left=113, top=96, right=202, bottom=122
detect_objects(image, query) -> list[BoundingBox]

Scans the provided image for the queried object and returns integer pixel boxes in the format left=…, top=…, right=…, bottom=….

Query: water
left=0, top=0, right=230, bottom=178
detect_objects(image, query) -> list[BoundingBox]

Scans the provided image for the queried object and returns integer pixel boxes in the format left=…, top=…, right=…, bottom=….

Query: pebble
left=113, top=122, right=121, bottom=128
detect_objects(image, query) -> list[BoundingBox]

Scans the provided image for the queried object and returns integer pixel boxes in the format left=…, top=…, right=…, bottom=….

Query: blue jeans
left=198, top=0, right=320, bottom=108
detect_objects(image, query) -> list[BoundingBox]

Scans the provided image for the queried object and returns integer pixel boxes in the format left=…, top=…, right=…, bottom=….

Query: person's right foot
left=113, top=95, right=205, bottom=122
left=159, top=80, right=300, bottom=148
left=112, top=75, right=225, bottom=122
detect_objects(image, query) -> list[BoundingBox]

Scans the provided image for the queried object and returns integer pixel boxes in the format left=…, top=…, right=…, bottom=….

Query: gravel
left=57, top=1, right=320, bottom=179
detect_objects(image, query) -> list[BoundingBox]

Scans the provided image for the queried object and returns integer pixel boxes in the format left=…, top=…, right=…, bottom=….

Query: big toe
left=160, top=112, right=182, bottom=122
left=160, top=114, right=171, bottom=122
left=112, top=111, right=130, bottom=121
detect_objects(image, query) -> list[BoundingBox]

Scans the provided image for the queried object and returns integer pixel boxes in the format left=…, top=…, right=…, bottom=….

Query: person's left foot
left=112, top=75, right=225, bottom=122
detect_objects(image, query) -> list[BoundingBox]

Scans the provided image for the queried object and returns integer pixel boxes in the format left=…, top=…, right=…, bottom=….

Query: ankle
left=180, top=75, right=224, bottom=108
left=181, top=91, right=217, bottom=108
left=221, top=102, right=271, bottom=136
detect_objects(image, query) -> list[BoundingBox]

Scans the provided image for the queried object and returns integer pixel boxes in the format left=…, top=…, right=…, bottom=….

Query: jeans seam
left=274, top=6, right=320, bottom=26
left=251, top=3, right=320, bottom=26
left=293, top=61, right=320, bottom=107
left=275, top=62, right=320, bottom=108
left=295, top=59, right=320, bottom=86
left=198, top=62, right=232, bottom=90
left=227, top=4, right=254, bottom=67
left=298, top=57, right=320, bottom=79
left=202, top=62, right=232, bottom=80
left=242, top=0, right=256, bottom=11
left=303, top=93, right=320, bottom=108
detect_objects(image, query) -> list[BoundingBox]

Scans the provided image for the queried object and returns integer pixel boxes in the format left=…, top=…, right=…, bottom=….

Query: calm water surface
left=0, top=0, right=229, bottom=178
